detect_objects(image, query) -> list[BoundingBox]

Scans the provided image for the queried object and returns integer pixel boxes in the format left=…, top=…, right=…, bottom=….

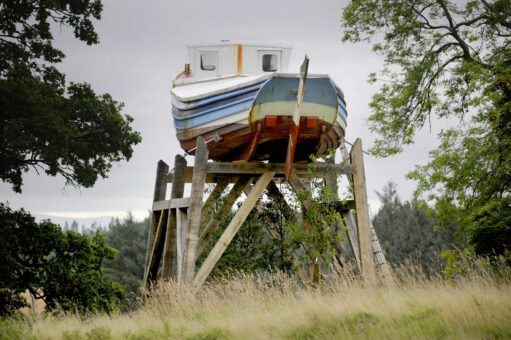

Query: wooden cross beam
left=164, top=162, right=354, bottom=183
left=197, top=176, right=252, bottom=257
left=193, top=171, right=275, bottom=289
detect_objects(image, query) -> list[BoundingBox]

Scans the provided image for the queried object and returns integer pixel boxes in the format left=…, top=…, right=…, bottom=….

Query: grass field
left=2, top=261, right=510, bottom=339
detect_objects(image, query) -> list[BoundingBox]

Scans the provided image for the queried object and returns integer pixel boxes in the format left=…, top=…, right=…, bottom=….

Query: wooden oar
left=284, top=55, right=309, bottom=180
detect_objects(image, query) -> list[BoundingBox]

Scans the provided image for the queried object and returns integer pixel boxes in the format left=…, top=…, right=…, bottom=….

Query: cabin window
left=262, top=54, right=278, bottom=72
left=200, top=52, right=217, bottom=71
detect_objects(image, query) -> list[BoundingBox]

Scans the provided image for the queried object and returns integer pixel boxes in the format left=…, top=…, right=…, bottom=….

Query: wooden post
left=146, top=210, right=168, bottom=281
left=175, top=207, right=188, bottom=283
left=350, top=138, right=376, bottom=284
left=161, top=155, right=187, bottom=278
left=182, top=137, right=209, bottom=285
left=325, top=156, right=348, bottom=272
left=144, top=160, right=169, bottom=283
left=194, top=171, right=275, bottom=289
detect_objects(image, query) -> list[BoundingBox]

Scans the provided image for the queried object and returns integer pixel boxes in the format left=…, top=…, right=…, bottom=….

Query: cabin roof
left=186, top=41, right=292, bottom=49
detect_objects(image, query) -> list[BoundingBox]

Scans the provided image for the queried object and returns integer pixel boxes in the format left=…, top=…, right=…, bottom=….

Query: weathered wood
left=144, top=160, right=169, bottom=282
left=145, top=210, right=168, bottom=282
left=201, top=178, right=229, bottom=219
left=242, top=180, right=274, bottom=237
left=350, top=138, right=376, bottom=284
left=266, top=180, right=297, bottom=224
left=341, top=210, right=361, bottom=270
left=161, top=155, right=187, bottom=278
left=370, top=221, right=395, bottom=287
left=153, top=197, right=192, bottom=211
left=207, top=162, right=354, bottom=176
left=176, top=208, right=183, bottom=281
left=324, top=158, right=346, bottom=273
left=194, top=171, right=275, bottom=289
left=288, top=174, right=307, bottom=195
left=197, top=176, right=252, bottom=257
left=182, top=137, right=209, bottom=285
left=175, top=208, right=188, bottom=283
left=240, top=123, right=261, bottom=160
left=164, top=162, right=354, bottom=183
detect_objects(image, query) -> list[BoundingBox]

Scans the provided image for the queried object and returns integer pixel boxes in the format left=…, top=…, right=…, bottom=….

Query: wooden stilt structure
left=143, top=137, right=393, bottom=289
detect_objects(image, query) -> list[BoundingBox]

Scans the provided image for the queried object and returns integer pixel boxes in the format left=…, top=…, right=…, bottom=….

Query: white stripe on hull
left=251, top=101, right=338, bottom=124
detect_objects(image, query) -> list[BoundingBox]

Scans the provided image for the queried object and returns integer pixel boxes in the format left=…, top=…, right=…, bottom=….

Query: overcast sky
left=0, top=0, right=442, bottom=226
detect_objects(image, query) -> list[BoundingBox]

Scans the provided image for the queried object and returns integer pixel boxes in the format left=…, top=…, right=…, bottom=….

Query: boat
left=171, top=42, right=347, bottom=177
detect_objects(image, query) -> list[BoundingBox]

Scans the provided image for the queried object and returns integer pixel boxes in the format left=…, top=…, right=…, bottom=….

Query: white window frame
left=196, top=50, right=219, bottom=78
left=257, top=49, right=282, bottom=73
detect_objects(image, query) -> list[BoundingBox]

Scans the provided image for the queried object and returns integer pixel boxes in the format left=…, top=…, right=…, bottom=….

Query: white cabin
left=173, top=42, right=292, bottom=86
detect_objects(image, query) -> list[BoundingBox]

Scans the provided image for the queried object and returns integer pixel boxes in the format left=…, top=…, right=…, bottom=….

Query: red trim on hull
left=177, top=115, right=345, bottom=162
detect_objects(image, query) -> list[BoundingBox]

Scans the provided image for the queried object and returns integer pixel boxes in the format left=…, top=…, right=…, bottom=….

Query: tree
left=0, top=203, right=124, bottom=316
left=103, top=214, right=149, bottom=295
left=342, top=0, right=510, bottom=257
left=0, top=0, right=141, bottom=193
left=372, top=182, right=455, bottom=270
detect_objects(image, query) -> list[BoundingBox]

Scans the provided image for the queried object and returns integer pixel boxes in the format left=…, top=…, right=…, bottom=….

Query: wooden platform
left=143, top=137, right=393, bottom=289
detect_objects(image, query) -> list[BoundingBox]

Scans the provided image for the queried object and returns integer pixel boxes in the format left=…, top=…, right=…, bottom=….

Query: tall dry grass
left=2, top=257, right=510, bottom=339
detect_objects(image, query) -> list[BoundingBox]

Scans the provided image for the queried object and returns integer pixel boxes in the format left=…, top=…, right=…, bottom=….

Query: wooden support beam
left=207, top=162, right=354, bottom=176
left=370, top=222, right=395, bottom=287
left=175, top=207, right=188, bottom=283
left=341, top=210, right=361, bottom=270
left=161, top=155, right=187, bottom=278
left=152, top=197, right=192, bottom=211
left=201, top=178, right=229, bottom=219
left=266, top=180, right=297, bottom=224
left=288, top=174, right=307, bottom=195
left=164, top=162, right=354, bottom=183
left=144, top=160, right=169, bottom=283
left=197, top=176, right=252, bottom=257
left=194, top=171, right=275, bottom=289
left=324, top=157, right=347, bottom=271
left=145, top=210, right=168, bottom=282
left=183, top=137, right=209, bottom=285
left=350, top=138, right=376, bottom=284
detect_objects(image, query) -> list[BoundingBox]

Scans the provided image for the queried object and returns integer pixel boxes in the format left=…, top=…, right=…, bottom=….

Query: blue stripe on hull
left=172, top=80, right=268, bottom=110
left=173, top=87, right=258, bottom=120
left=173, top=100, right=251, bottom=131
left=171, top=74, right=348, bottom=132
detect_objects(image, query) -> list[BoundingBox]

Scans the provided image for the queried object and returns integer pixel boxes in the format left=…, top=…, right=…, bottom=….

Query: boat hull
left=171, top=74, right=347, bottom=162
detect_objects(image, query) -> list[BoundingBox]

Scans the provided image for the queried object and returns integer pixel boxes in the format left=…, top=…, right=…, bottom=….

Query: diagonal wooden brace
left=193, top=171, right=275, bottom=289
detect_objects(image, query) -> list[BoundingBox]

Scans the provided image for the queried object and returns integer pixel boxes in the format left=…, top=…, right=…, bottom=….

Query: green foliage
left=372, top=182, right=455, bottom=269
left=342, top=0, right=510, bottom=156
left=467, top=198, right=511, bottom=257
left=0, top=203, right=124, bottom=316
left=284, top=154, right=344, bottom=268
left=199, top=197, right=294, bottom=276
left=342, top=0, right=510, bottom=259
left=103, top=214, right=150, bottom=296
left=285, top=181, right=341, bottom=267
left=0, top=0, right=141, bottom=192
